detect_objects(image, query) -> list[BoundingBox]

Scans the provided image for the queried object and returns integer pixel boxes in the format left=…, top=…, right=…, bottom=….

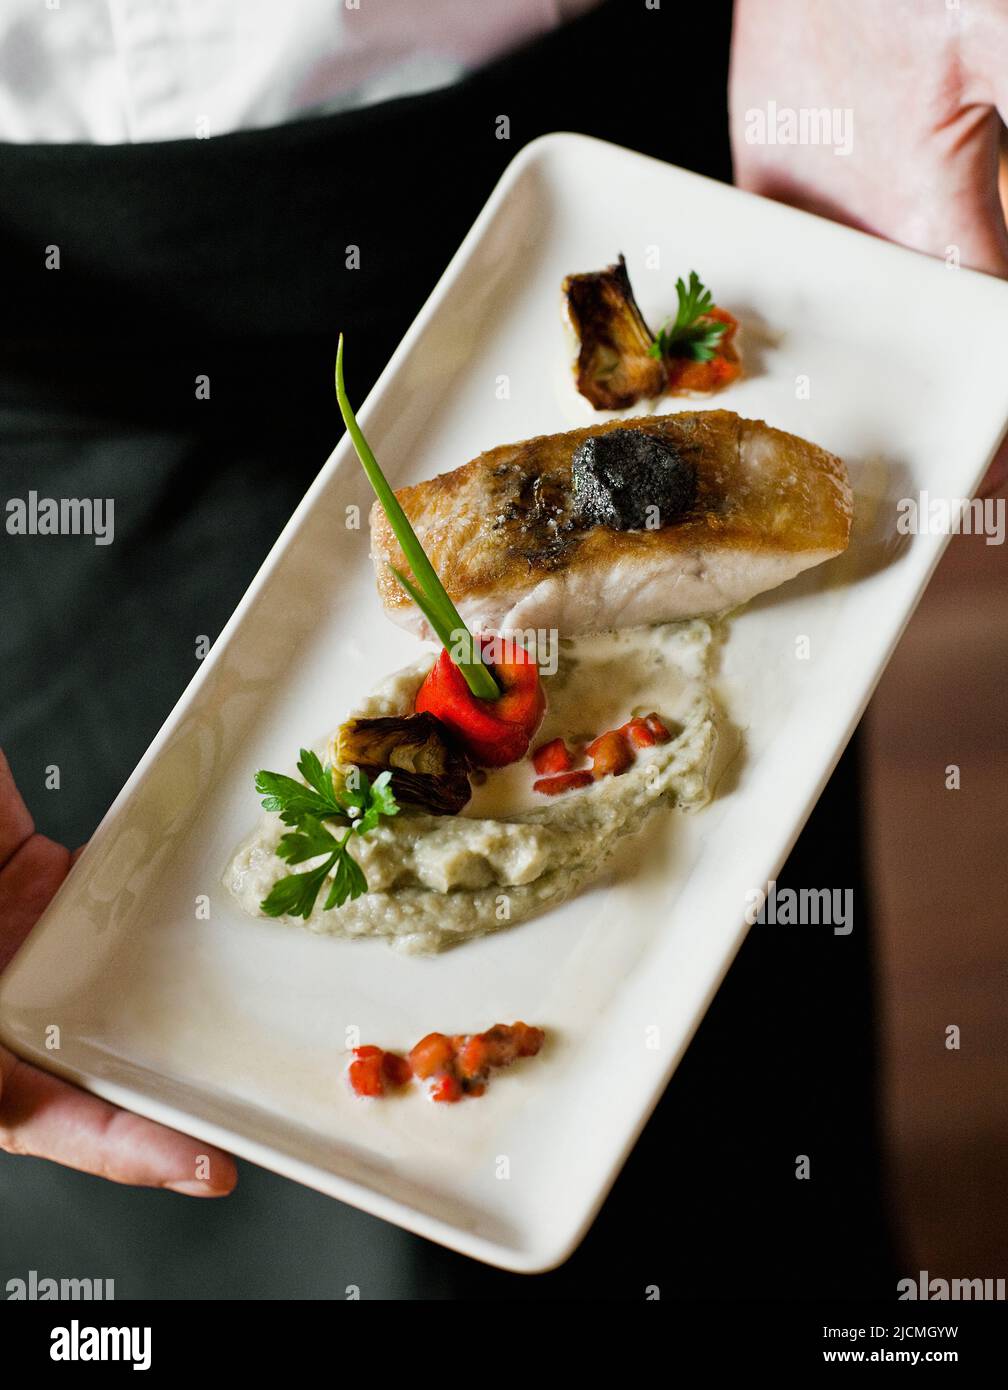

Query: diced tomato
left=586, top=729, right=634, bottom=779
left=532, top=737, right=573, bottom=774
left=533, top=770, right=593, bottom=796
left=407, top=1031, right=455, bottom=1080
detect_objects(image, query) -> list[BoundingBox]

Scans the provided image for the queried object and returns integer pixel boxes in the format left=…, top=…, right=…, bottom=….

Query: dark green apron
left=0, top=0, right=897, bottom=1296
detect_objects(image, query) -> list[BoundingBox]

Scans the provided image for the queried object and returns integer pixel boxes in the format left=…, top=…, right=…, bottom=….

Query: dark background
left=1, top=0, right=901, bottom=1297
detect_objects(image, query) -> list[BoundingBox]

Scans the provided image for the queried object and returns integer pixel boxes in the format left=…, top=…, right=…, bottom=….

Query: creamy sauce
left=465, top=625, right=708, bottom=818
left=225, top=620, right=720, bottom=953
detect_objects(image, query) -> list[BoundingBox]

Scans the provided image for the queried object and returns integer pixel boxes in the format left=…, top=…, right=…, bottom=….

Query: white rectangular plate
left=3, top=133, right=1007, bottom=1272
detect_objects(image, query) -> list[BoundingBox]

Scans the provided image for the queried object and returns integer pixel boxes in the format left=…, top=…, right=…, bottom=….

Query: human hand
left=0, top=750, right=237, bottom=1196
left=730, top=0, right=1008, bottom=272
left=729, top=0, right=1008, bottom=492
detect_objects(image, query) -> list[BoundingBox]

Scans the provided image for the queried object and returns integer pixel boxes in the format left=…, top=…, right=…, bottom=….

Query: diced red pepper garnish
left=586, top=729, right=634, bottom=779
left=533, top=770, right=593, bottom=796
left=381, top=1052, right=412, bottom=1088
left=620, top=717, right=657, bottom=748
left=532, top=737, right=573, bottom=774
left=459, top=1022, right=545, bottom=1075
left=352, top=1023, right=545, bottom=1102
left=643, top=713, right=672, bottom=741
left=664, top=307, right=741, bottom=394
left=349, top=1045, right=412, bottom=1097
left=456, top=1035, right=491, bottom=1080
left=348, top=1046, right=386, bottom=1098
left=415, top=634, right=545, bottom=768
left=619, top=713, right=672, bottom=748
left=512, top=1021, right=546, bottom=1057
left=430, top=1074, right=463, bottom=1104
left=407, top=1031, right=455, bottom=1080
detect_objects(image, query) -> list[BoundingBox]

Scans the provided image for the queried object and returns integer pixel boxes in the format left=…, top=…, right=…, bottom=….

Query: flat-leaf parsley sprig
left=648, top=271, right=728, bottom=363
left=254, top=749, right=398, bottom=918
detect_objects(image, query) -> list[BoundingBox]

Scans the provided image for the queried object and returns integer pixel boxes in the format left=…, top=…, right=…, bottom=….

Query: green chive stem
left=335, top=336, right=499, bottom=700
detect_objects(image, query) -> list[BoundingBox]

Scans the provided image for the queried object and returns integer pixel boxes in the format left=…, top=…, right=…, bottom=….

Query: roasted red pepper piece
left=407, top=1031, right=455, bottom=1080
left=458, top=1022, right=545, bottom=1078
left=619, top=713, right=672, bottom=748
left=349, top=1045, right=412, bottom=1097
left=357, top=1024, right=545, bottom=1102
left=430, top=1074, right=463, bottom=1103
left=348, top=1046, right=386, bottom=1097
left=533, top=770, right=593, bottom=796
left=586, top=729, right=634, bottom=779
left=415, top=635, right=545, bottom=768
left=619, top=717, right=657, bottom=748
left=663, top=306, right=741, bottom=394
left=532, top=737, right=574, bottom=774
left=381, top=1052, right=412, bottom=1088
left=512, top=1022, right=546, bottom=1057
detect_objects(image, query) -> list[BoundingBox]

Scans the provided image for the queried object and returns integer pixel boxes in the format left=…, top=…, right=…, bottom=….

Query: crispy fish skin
left=370, top=411, right=853, bottom=638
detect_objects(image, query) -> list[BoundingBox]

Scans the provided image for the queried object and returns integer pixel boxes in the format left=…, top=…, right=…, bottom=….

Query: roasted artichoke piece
left=564, top=254, right=667, bottom=410
left=335, top=713, right=471, bottom=816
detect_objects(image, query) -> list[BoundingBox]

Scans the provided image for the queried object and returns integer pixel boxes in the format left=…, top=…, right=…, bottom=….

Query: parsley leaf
left=323, top=851, right=369, bottom=911
left=260, top=853, right=338, bottom=920
left=352, top=770, right=398, bottom=835
left=648, top=271, right=728, bottom=363
left=255, top=748, right=347, bottom=826
left=275, top=814, right=342, bottom=865
left=255, top=754, right=399, bottom=919
left=296, top=749, right=344, bottom=809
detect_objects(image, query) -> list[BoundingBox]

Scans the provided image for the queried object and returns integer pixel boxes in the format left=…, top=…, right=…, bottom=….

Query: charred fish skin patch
left=490, top=460, right=579, bottom=569
left=571, top=429, right=697, bottom=531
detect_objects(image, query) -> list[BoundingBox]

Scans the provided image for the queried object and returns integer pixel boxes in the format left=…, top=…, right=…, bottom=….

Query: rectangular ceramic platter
left=3, top=133, right=1008, bottom=1272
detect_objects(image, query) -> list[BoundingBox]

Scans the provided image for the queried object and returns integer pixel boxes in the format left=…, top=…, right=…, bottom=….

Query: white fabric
left=0, top=0, right=599, bottom=144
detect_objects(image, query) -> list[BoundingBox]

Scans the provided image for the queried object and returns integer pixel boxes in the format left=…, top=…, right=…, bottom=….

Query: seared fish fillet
left=370, top=411, right=852, bottom=637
